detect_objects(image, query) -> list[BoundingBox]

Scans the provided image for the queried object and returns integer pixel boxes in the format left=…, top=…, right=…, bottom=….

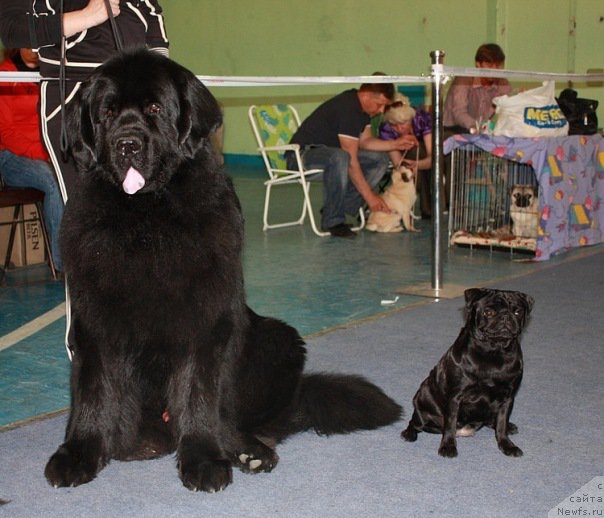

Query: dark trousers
left=40, top=80, right=81, bottom=202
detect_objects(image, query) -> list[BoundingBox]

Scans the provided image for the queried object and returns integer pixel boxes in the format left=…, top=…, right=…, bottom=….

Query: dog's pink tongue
left=122, top=166, right=145, bottom=194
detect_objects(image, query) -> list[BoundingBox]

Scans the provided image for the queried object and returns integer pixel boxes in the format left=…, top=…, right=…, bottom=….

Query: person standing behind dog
left=0, top=0, right=169, bottom=202
left=441, top=43, right=511, bottom=209
left=379, top=94, right=434, bottom=219
left=443, top=43, right=511, bottom=134
left=0, top=48, right=64, bottom=272
left=288, top=80, right=417, bottom=238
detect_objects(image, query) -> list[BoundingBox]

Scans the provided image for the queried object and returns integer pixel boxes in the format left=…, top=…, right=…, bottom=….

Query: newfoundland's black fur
left=44, top=50, right=401, bottom=492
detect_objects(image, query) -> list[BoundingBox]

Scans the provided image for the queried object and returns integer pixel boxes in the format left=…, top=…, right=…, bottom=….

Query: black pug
left=45, top=50, right=401, bottom=492
left=401, top=288, right=533, bottom=457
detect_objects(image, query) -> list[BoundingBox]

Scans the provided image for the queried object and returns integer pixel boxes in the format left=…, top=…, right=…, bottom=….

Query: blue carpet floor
left=0, top=246, right=602, bottom=517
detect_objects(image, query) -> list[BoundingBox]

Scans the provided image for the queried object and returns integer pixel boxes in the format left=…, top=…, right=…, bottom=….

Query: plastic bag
left=556, top=88, right=599, bottom=135
left=492, top=81, right=568, bottom=138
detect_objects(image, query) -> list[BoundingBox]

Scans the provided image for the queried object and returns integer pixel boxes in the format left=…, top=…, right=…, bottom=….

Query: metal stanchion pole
left=397, top=51, right=471, bottom=299
left=430, top=50, right=445, bottom=292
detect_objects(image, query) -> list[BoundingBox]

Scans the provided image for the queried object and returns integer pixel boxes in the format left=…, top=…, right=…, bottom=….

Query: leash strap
left=59, top=0, right=68, bottom=161
left=58, top=1, right=123, bottom=161
left=395, top=146, right=420, bottom=170
left=103, top=0, right=124, bottom=51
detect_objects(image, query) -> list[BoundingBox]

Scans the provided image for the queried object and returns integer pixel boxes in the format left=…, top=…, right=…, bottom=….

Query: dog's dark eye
left=483, top=309, right=496, bottom=318
left=104, top=108, right=114, bottom=120
left=146, top=103, right=162, bottom=115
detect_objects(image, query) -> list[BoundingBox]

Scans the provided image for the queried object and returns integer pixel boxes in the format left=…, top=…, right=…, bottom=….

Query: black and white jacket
left=0, top=0, right=169, bottom=80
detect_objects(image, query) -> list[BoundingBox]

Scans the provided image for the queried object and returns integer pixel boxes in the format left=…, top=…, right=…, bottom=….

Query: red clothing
left=0, top=56, right=49, bottom=160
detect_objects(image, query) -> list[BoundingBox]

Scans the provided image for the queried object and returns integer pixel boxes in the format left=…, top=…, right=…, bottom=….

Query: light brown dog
left=510, top=184, right=539, bottom=238
left=366, top=162, right=419, bottom=233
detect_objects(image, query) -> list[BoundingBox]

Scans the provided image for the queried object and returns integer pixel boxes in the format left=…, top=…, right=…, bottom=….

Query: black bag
left=556, top=88, right=599, bottom=135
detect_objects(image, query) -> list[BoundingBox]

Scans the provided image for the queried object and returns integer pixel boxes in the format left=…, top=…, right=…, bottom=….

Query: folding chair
left=248, top=104, right=364, bottom=236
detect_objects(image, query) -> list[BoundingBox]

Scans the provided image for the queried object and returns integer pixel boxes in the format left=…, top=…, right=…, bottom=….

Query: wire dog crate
left=448, top=144, right=539, bottom=253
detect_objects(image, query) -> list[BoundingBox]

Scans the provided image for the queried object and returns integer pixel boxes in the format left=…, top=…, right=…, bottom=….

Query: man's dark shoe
left=327, top=223, right=356, bottom=238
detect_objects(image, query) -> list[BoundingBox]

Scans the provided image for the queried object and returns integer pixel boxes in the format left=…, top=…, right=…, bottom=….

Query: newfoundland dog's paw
left=44, top=444, right=105, bottom=488
left=179, top=459, right=233, bottom=493
left=236, top=442, right=279, bottom=474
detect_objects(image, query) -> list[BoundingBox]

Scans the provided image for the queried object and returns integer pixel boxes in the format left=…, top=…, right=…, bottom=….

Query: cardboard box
left=0, top=204, right=46, bottom=267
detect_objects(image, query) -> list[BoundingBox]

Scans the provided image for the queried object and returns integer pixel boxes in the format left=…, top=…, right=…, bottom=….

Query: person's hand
left=63, top=0, right=120, bottom=37
left=394, top=134, right=418, bottom=151
left=83, top=0, right=120, bottom=28
left=366, top=192, right=391, bottom=213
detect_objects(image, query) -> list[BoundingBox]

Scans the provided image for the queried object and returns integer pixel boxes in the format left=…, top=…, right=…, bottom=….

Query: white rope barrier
left=4, top=68, right=602, bottom=85
left=441, top=66, right=604, bottom=83
left=0, top=71, right=41, bottom=82
left=194, top=74, right=431, bottom=87
left=0, top=71, right=432, bottom=85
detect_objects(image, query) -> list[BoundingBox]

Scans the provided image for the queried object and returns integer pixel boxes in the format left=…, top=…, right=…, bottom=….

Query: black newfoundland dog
left=44, top=50, right=401, bottom=492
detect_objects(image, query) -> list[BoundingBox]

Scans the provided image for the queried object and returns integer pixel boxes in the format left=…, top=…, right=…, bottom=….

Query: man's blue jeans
left=0, top=150, right=64, bottom=271
left=297, top=146, right=389, bottom=230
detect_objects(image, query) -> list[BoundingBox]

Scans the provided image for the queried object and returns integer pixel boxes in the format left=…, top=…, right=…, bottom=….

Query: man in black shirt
left=290, top=82, right=417, bottom=238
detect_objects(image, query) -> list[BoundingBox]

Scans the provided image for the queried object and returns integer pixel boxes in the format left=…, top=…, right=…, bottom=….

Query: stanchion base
left=396, top=282, right=468, bottom=299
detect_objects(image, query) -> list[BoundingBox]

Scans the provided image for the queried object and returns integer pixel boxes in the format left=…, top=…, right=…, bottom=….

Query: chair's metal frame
left=248, top=104, right=364, bottom=237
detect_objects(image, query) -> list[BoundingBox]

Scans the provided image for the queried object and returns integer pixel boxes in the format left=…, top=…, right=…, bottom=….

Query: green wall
left=4, top=1, right=600, bottom=157
left=163, top=0, right=490, bottom=157
left=162, top=0, right=603, bottom=158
